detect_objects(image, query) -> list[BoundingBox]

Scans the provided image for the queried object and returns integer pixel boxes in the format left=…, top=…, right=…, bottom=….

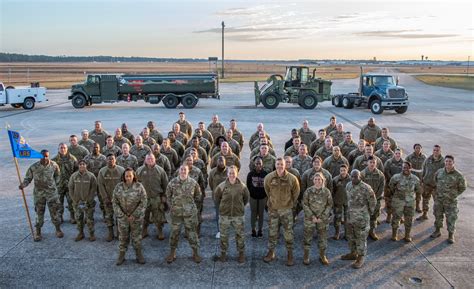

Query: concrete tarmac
left=0, top=71, right=472, bottom=288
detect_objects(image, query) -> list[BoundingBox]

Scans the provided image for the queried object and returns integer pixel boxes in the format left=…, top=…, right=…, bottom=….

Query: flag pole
left=13, top=156, right=35, bottom=238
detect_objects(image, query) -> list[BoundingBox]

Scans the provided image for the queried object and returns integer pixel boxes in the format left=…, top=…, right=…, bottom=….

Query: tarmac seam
left=411, top=242, right=455, bottom=288
left=0, top=101, right=69, bottom=119
left=0, top=233, right=29, bottom=262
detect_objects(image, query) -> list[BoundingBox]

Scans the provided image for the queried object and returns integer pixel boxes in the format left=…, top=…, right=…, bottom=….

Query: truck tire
left=333, top=95, right=343, bottom=107
left=395, top=106, right=408, bottom=114
left=72, top=94, right=86, bottom=109
left=300, top=93, right=318, bottom=109
left=22, top=97, right=35, bottom=110
left=163, top=94, right=179, bottom=109
left=11, top=104, right=22, bottom=108
left=261, top=93, right=279, bottom=109
left=181, top=93, right=199, bottom=109
left=370, top=100, right=384, bottom=114
left=342, top=97, right=354, bottom=109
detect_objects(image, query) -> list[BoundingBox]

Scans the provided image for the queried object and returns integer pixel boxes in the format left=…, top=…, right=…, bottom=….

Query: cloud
left=194, top=26, right=314, bottom=34
left=355, top=30, right=458, bottom=39
left=226, top=34, right=297, bottom=42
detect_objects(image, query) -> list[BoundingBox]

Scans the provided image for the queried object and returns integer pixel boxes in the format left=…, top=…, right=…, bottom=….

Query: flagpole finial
left=5, top=122, right=11, bottom=129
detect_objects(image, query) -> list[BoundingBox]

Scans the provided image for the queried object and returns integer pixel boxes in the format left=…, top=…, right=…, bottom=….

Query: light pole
left=221, top=21, right=225, bottom=79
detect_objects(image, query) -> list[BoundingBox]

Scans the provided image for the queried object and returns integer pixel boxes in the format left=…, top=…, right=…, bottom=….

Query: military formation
left=20, top=114, right=467, bottom=268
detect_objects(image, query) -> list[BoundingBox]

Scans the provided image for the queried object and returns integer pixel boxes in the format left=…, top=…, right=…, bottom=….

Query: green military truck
left=69, top=73, right=219, bottom=109
left=254, top=66, right=332, bottom=109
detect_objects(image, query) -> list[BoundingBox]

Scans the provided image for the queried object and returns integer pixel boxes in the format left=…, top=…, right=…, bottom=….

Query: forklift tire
left=342, top=97, right=354, bottom=109
left=300, top=93, right=318, bottom=109
left=261, top=93, right=279, bottom=109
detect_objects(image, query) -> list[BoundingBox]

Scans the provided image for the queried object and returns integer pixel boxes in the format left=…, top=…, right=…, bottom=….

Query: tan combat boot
left=341, top=252, right=358, bottom=260
left=238, top=252, right=245, bottom=264
left=352, top=255, right=365, bottom=269
left=135, top=248, right=145, bottom=264
left=89, top=231, right=96, bottom=242
left=263, top=249, right=276, bottom=263
left=404, top=228, right=412, bottom=243
left=447, top=232, right=455, bottom=244
left=55, top=224, right=64, bottom=238
left=286, top=250, right=294, bottom=267
left=319, top=249, right=329, bottom=266
left=166, top=248, right=177, bottom=264
left=303, top=249, right=310, bottom=265
left=106, top=226, right=114, bottom=242
left=156, top=224, right=165, bottom=240
left=116, top=251, right=125, bottom=266
left=70, top=212, right=77, bottom=224
left=415, top=200, right=422, bottom=213
left=74, top=230, right=84, bottom=242
left=333, top=226, right=340, bottom=240
left=192, top=249, right=202, bottom=263
left=417, top=212, right=428, bottom=221
left=142, top=223, right=149, bottom=238
left=219, top=252, right=227, bottom=262
left=430, top=227, right=441, bottom=238
left=391, top=227, right=398, bottom=241
left=385, top=213, right=392, bottom=223
left=369, top=228, right=379, bottom=241
left=34, top=227, right=42, bottom=242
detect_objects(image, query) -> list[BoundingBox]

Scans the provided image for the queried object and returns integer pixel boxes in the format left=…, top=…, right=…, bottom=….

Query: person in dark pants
left=246, top=157, right=268, bottom=238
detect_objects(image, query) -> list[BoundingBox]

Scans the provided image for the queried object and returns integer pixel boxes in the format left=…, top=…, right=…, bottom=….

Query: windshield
left=372, top=76, right=394, bottom=86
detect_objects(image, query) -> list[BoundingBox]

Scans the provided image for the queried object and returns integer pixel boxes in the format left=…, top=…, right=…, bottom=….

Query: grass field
left=414, top=75, right=474, bottom=91
left=0, top=62, right=371, bottom=89
left=396, top=66, right=470, bottom=74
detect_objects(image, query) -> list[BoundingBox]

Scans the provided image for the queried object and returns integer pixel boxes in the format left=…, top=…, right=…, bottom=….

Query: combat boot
left=417, top=212, right=428, bottom=221
left=341, top=252, right=358, bottom=260
left=430, top=227, right=441, bottom=238
left=391, top=227, right=398, bottom=241
left=303, top=249, right=310, bottom=265
left=135, top=248, right=145, bottom=264
left=385, top=213, right=392, bottom=223
left=404, top=228, right=412, bottom=243
left=192, top=249, right=202, bottom=263
left=369, top=228, right=379, bottom=241
left=89, top=231, right=96, bottom=242
left=55, top=225, right=64, bottom=238
left=238, top=252, right=245, bottom=264
left=156, top=224, right=165, bottom=240
left=116, top=251, right=125, bottom=266
left=263, top=249, right=276, bottom=263
left=197, top=224, right=201, bottom=237
left=106, top=226, right=114, bottom=242
left=75, top=230, right=84, bottom=242
left=415, top=200, right=422, bottom=213
left=69, top=212, right=77, bottom=224
left=352, top=255, right=365, bottom=269
left=286, top=250, right=294, bottom=267
left=166, top=248, right=177, bottom=263
left=333, top=226, right=340, bottom=240
left=142, top=223, right=149, bottom=238
left=34, top=227, right=42, bottom=242
left=218, top=252, right=227, bottom=262
left=60, top=214, right=64, bottom=224
left=448, top=232, right=455, bottom=244
left=319, top=249, right=329, bottom=266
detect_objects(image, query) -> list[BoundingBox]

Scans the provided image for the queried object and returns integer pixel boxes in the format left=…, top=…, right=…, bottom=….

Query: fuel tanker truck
left=69, top=73, right=219, bottom=109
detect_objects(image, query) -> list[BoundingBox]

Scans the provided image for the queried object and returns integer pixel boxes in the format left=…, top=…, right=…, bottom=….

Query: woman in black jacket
left=246, top=157, right=268, bottom=237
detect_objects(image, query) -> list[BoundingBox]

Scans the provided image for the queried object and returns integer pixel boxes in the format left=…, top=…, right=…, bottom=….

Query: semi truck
left=69, top=73, right=219, bottom=109
left=0, top=82, right=47, bottom=110
left=331, top=68, right=409, bottom=114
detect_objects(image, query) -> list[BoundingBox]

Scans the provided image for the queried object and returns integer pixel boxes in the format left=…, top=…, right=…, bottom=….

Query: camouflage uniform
left=298, top=128, right=316, bottom=147
left=339, top=140, right=358, bottom=159
left=264, top=171, right=300, bottom=251
left=329, top=131, right=345, bottom=147
left=184, top=146, right=209, bottom=166
left=187, top=136, right=212, bottom=155
left=122, top=131, right=135, bottom=145
left=309, top=138, right=325, bottom=157
left=68, top=144, right=89, bottom=161
left=98, top=165, right=125, bottom=228
left=211, top=152, right=241, bottom=170
left=249, top=154, right=276, bottom=173
left=149, top=129, right=163, bottom=145
left=345, top=181, right=376, bottom=256
left=375, top=149, right=394, bottom=165
left=303, top=186, right=332, bottom=252
left=361, top=167, right=385, bottom=230
left=174, top=166, right=206, bottom=224
left=292, top=155, right=313, bottom=176
left=170, top=140, right=185, bottom=160
left=250, top=145, right=276, bottom=160
left=130, top=144, right=151, bottom=167
left=78, top=139, right=95, bottom=153
left=359, top=124, right=382, bottom=145
left=375, top=137, right=398, bottom=151
left=52, top=153, right=78, bottom=219
left=68, top=170, right=97, bottom=236
left=422, top=155, right=445, bottom=214
left=352, top=154, right=384, bottom=172
left=22, top=160, right=62, bottom=229
left=322, top=155, right=349, bottom=177
left=113, top=182, right=147, bottom=253
left=153, top=152, right=172, bottom=178
left=301, top=168, right=333, bottom=194
left=405, top=152, right=427, bottom=209
left=248, top=131, right=270, bottom=149
left=200, top=129, right=214, bottom=146
left=231, top=129, right=244, bottom=149
left=83, top=153, right=107, bottom=215
left=433, top=168, right=466, bottom=233
left=214, top=179, right=250, bottom=254
left=113, top=136, right=132, bottom=149
left=174, top=132, right=188, bottom=147
left=207, top=122, right=226, bottom=141
left=161, top=147, right=180, bottom=173
left=166, top=177, right=202, bottom=251
left=348, top=148, right=364, bottom=166
left=315, top=146, right=333, bottom=162
left=324, top=124, right=337, bottom=135
left=101, top=145, right=121, bottom=157
left=136, top=165, right=169, bottom=227
left=209, top=166, right=228, bottom=230
left=332, top=174, right=351, bottom=235
left=142, top=137, right=157, bottom=149
left=389, top=173, right=421, bottom=233
left=284, top=145, right=299, bottom=158
left=383, top=158, right=403, bottom=217
left=176, top=120, right=193, bottom=138
left=226, top=138, right=241, bottom=157
left=89, top=129, right=110, bottom=148
left=116, top=154, right=139, bottom=171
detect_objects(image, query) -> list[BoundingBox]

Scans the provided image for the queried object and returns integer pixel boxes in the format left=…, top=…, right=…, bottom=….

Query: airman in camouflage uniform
left=301, top=156, right=333, bottom=194
left=190, top=149, right=208, bottom=184
left=168, top=131, right=185, bottom=161
left=225, top=129, right=241, bottom=157
left=89, top=120, right=110, bottom=148
left=150, top=144, right=172, bottom=178
left=430, top=156, right=466, bottom=243
left=341, top=170, right=376, bottom=269
left=52, top=143, right=78, bottom=224
left=298, top=120, right=317, bottom=146
left=384, top=149, right=404, bottom=223
left=137, top=154, right=169, bottom=241
left=161, top=138, right=180, bottom=173
left=315, top=137, right=334, bottom=161
left=263, top=158, right=300, bottom=266
left=374, top=140, right=394, bottom=165
left=229, top=119, right=244, bottom=149
left=359, top=117, right=382, bottom=145
left=322, top=146, right=349, bottom=177
left=329, top=123, right=345, bottom=147
left=214, top=166, right=250, bottom=263
left=83, top=143, right=107, bottom=218
left=172, top=123, right=188, bottom=146
left=249, top=123, right=270, bottom=149
left=348, top=139, right=366, bottom=166
left=19, top=150, right=64, bottom=241
left=207, top=114, right=226, bottom=141
left=284, top=136, right=301, bottom=157
left=250, top=138, right=276, bottom=160
left=68, top=134, right=89, bottom=161
left=113, top=169, right=148, bottom=265
left=68, top=160, right=97, bottom=242
left=190, top=129, right=212, bottom=155
left=302, top=173, right=332, bottom=266
left=324, top=115, right=337, bottom=135
left=405, top=144, right=427, bottom=213
left=140, top=127, right=157, bottom=148
left=101, top=135, right=122, bottom=157
left=147, top=121, right=163, bottom=145
left=184, top=137, right=209, bottom=166
left=292, top=144, right=313, bottom=176
left=198, top=121, right=214, bottom=146
left=209, top=156, right=228, bottom=237
left=98, top=154, right=125, bottom=241
left=130, top=135, right=151, bottom=167
left=211, top=142, right=241, bottom=170
left=352, top=144, right=384, bottom=172
left=176, top=112, right=193, bottom=139
left=361, top=157, right=385, bottom=240
left=116, top=143, right=139, bottom=171
left=79, top=129, right=95, bottom=153
left=375, top=128, right=398, bottom=151
left=121, top=123, right=135, bottom=145
left=113, top=128, right=132, bottom=149
left=309, top=129, right=326, bottom=157
left=339, top=132, right=358, bottom=158
left=419, top=145, right=445, bottom=220
left=165, top=165, right=203, bottom=264
left=332, top=165, right=351, bottom=240
left=389, top=162, right=421, bottom=242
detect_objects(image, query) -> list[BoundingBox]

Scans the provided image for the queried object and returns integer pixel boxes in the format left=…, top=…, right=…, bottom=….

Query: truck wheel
left=342, top=97, right=354, bottom=109
left=370, top=100, right=384, bottom=114
left=72, top=94, right=86, bottom=109
left=395, top=106, right=408, bottom=114
left=163, top=94, right=179, bottom=109
left=181, top=93, right=199, bottom=109
left=261, top=93, right=279, bottom=109
left=6, top=86, right=15, bottom=90
left=11, top=104, right=22, bottom=108
left=300, top=93, right=318, bottom=109
left=22, top=97, right=35, bottom=110
left=334, top=95, right=343, bottom=107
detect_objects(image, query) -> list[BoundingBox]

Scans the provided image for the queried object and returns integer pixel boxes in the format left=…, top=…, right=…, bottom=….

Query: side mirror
left=396, top=76, right=400, bottom=85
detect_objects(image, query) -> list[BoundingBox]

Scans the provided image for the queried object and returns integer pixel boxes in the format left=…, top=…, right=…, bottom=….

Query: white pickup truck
left=0, top=82, right=47, bottom=110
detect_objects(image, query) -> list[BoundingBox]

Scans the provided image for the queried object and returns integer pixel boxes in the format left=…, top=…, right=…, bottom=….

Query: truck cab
left=360, top=73, right=408, bottom=114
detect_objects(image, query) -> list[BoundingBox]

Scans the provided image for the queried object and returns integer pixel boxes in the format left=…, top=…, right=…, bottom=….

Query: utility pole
left=221, top=21, right=225, bottom=79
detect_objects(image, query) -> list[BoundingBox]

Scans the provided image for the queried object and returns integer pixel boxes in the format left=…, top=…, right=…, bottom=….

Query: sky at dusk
left=1, top=0, right=472, bottom=60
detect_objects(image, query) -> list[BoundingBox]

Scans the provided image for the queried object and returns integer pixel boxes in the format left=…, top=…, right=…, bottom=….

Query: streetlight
left=221, top=21, right=225, bottom=79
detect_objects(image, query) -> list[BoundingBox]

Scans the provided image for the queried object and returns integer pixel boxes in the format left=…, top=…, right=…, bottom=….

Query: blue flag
left=8, top=130, right=43, bottom=159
